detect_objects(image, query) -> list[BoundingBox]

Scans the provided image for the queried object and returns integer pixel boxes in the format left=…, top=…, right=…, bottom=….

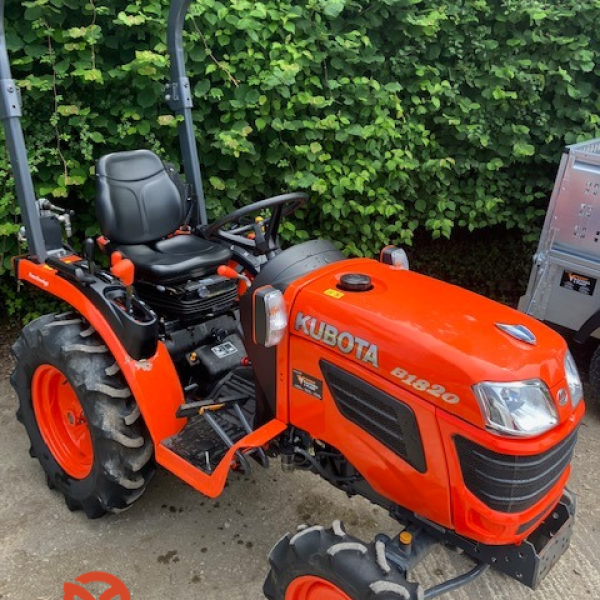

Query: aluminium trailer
left=520, top=138, right=600, bottom=400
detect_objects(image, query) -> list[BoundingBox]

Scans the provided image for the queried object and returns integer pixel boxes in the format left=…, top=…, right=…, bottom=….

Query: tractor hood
left=288, top=258, right=572, bottom=430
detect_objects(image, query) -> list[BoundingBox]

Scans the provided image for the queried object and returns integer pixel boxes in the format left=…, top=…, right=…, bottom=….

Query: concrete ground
left=0, top=328, right=599, bottom=600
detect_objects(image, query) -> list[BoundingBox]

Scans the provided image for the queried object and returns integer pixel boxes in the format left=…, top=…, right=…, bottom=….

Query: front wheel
left=264, top=523, right=424, bottom=600
left=10, top=313, right=155, bottom=518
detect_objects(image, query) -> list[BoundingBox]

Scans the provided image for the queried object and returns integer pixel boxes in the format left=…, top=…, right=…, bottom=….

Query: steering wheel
left=203, top=192, right=308, bottom=258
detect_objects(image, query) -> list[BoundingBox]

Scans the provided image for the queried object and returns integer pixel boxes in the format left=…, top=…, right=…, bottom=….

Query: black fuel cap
left=338, top=273, right=373, bottom=292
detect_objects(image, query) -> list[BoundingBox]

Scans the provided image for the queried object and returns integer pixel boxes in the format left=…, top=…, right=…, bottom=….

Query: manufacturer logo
left=29, top=273, right=50, bottom=288
left=292, top=369, right=323, bottom=399
left=294, top=312, right=379, bottom=367
left=557, top=388, right=568, bottom=407
left=560, top=269, right=597, bottom=296
left=496, top=323, right=537, bottom=345
left=568, top=273, right=590, bottom=286
left=63, top=571, right=130, bottom=600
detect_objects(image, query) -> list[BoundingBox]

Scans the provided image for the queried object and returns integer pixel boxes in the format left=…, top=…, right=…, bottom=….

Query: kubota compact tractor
left=0, top=1, right=585, bottom=598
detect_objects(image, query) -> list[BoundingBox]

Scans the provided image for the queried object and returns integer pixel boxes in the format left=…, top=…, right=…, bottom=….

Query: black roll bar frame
left=0, top=0, right=46, bottom=261
left=166, top=0, right=208, bottom=226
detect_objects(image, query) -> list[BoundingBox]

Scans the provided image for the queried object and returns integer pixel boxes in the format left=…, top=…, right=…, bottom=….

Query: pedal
left=166, top=367, right=269, bottom=475
left=176, top=394, right=247, bottom=418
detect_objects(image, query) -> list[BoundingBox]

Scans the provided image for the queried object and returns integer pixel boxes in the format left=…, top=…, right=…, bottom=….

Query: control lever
left=217, top=265, right=251, bottom=288
left=111, top=255, right=135, bottom=314
left=111, top=251, right=124, bottom=266
left=84, top=238, right=96, bottom=276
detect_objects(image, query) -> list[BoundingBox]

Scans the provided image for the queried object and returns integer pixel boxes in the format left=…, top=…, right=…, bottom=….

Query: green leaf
left=513, top=142, right=536, bottom=157
left=209, top=177, right=226, bottom=191
left=321, top=0, right=345, bottom=18
left=415, top=199, right=427, bottom=212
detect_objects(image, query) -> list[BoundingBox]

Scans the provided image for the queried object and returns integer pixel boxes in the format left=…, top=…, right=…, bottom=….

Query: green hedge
left=1, top=0, right=599, bottom=316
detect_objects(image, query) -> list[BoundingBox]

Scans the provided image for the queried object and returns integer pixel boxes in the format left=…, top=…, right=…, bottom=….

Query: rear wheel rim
left=32, top=365, right=93, bottom=479
left=285, top=576, right=353, bottom=600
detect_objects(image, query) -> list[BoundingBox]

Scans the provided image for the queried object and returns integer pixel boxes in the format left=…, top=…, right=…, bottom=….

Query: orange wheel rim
left=286, top=576, right=353, bottom=600
left=32, top=365, right=93, bottom=479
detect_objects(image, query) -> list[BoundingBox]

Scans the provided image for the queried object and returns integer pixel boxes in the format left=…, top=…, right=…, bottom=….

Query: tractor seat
left=96, top=150, right=231, bottom=285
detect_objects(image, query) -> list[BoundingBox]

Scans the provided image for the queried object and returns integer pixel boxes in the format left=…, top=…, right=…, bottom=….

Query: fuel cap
left=338, top=273, right=373, bottom=292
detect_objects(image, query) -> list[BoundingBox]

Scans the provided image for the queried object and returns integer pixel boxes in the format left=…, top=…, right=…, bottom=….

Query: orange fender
left=18, top=259, right=185, bottom=444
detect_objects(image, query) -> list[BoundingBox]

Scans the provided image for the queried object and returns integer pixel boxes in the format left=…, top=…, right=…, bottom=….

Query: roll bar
left=166, top=0, right=207, bottom=226
left=0, top=0, right=47, bottom=261
left=0, top=0, right=208, bottom=262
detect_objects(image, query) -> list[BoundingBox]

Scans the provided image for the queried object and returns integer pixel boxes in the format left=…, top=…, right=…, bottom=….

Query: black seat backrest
left=96, top=150, right=184, bottom=245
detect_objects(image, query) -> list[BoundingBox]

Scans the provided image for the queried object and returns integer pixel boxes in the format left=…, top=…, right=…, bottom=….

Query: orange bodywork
left=279, top=258, right=585, bottom=545
left=19, top=253, right=584, bottom=544
left=155, top=419, right=286, bottom=498
left=18, top=259, right=186, bottom=444
left=18, top=257, right=283, bottom=498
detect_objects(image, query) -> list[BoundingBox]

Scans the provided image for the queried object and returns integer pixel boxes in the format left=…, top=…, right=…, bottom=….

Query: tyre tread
left=10, top=313, right=155, bottom=519
left=264, top=524, right=423, bottom=600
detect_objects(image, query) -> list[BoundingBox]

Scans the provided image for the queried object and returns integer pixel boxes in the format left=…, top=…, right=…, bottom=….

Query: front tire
left=264, top=523, right=424, bottom=600
left=10, top=313, right=155, bottom=518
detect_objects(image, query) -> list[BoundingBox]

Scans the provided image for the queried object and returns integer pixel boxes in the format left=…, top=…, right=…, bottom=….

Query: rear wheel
left=264, top=523, right=424, bottom=600
left=10, top=313, right=155, bottom=518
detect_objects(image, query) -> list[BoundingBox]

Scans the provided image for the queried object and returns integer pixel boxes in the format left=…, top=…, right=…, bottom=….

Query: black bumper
left=452, top=490, right=576, bottom=589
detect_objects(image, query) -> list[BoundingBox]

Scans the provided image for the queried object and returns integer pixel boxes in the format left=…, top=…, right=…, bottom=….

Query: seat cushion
left=117, top=235, right=232, bottom=285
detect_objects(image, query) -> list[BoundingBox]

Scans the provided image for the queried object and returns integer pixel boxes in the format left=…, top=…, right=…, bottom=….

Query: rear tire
left=264, top=523, right=424, bottom=600
left=10, top=313, right=155, bottom=518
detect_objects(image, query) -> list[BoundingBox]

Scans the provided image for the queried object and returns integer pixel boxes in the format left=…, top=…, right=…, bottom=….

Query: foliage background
left=0, top=0, right=599, bottom=317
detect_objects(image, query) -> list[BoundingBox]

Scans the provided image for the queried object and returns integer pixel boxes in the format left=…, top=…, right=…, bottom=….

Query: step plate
left=163, top=398, right=256, bottom=473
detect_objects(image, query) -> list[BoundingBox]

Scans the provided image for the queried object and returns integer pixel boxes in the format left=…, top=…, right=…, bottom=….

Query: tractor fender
left=17, top=259, right=185, bottom=444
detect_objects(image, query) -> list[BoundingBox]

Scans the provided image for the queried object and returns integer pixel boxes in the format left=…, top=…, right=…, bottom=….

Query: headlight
left=564, top=351, right=583, bottom=408
left=253, top=287, right=288, bottom=348
left=473, top=380, right=558, bottom=437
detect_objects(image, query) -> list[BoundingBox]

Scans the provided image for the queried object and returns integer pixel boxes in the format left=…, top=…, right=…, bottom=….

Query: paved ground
left=0, top=326, right=599, bottom=600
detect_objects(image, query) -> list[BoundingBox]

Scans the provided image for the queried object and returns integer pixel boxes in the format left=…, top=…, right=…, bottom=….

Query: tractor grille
left=320, top=361, right=426, bottom=473
left=455, top=428, right=579, bottom=513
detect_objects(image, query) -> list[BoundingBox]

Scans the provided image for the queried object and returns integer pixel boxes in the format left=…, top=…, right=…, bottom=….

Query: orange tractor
left=1, top=1, right=584, bottom=598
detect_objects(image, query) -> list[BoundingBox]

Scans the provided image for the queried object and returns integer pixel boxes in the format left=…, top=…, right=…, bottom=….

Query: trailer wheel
left=589, top=345, right=600, bottom=404
left=10, top=313, right=155, bottom=518
left=264, top=523, right=424, bottom=600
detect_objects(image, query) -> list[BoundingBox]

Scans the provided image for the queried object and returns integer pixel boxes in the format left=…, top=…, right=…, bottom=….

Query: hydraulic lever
left=84, top=237, right=95, bottom=276
left=111, top=252, right=135, bottom=314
